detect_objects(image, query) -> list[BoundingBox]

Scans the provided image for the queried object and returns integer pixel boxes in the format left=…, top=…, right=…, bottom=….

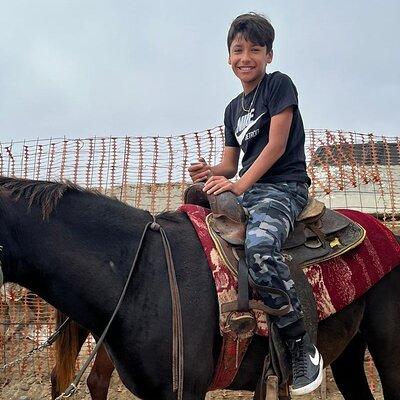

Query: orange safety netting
left=1, top=128, right=398, bottom=393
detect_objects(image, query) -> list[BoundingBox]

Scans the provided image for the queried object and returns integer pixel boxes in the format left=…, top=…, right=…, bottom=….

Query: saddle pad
left=179, top=205, right=400, bottom=333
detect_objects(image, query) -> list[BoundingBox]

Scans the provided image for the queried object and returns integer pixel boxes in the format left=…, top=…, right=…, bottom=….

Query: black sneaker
left=287, top=332, right=323, bottom=396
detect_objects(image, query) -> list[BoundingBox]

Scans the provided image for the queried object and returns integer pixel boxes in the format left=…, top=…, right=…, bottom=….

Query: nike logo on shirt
left=236, top=112, right=266, bottom=145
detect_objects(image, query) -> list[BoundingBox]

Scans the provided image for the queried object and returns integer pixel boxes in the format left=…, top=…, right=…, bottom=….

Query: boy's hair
left=227, top=12, right=275, bottom=53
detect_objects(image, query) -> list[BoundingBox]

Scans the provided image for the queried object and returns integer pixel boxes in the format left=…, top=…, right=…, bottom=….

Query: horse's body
left=1, top=177, right=399, bottom=400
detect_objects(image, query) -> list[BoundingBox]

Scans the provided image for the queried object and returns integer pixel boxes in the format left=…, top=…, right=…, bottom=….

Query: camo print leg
left=242, top=182, right=308, bottom=329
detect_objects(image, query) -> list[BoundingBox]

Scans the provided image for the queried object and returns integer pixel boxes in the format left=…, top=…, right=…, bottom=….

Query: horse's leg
left=51, top=316, right=89, bottom=399
left=86, top=344, right=115, bottom=400
left=330, top=332, right=374, bottom=400
left=361, top=266, right=400, bottom=400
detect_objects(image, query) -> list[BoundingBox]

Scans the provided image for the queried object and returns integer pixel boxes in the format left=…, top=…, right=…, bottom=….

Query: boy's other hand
left=203, top=176, right=243, bottom=196
left=188, top=159, right=211, bottom=183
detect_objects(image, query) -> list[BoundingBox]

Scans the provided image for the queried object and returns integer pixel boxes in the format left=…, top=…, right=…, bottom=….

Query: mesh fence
left=1, top=128, right=399, bottom=395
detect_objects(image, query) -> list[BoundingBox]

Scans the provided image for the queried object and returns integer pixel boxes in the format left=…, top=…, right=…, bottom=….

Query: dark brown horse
left=0, top=176, right=399, bottom=400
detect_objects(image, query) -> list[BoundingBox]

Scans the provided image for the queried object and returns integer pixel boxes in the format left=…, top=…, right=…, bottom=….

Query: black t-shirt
left=224, top=71, right=311, bottom=185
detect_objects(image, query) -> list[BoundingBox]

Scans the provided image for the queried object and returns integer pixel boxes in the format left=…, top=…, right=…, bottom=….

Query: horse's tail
left=53, top=310, right=88, bottom=395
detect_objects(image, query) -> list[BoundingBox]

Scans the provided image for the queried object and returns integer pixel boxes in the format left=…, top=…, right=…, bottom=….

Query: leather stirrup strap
left=156, top=223, right=184, bottom=399
left=306, top=224, right=328, bottom=249
left=237, top=258, right=249, bottom=312
left=249, top=277, right=292, bottom=316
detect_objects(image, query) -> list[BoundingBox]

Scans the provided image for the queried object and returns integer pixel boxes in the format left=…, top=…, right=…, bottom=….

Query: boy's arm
left=188, top=146, right=239, bottom=182
left=211, top=146, right=240, bottom=178
left=204, top=106, right=292, bottom=195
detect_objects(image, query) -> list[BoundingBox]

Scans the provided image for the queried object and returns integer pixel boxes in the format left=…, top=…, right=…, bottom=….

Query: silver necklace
left=241, top=81, right=261, bottom=113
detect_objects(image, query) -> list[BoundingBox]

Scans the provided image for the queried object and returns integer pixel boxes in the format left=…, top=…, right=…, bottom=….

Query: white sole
left=291, top=356, right=324, bottom=396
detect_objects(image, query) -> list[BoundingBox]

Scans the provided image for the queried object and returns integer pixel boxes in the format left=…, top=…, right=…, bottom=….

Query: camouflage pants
left=241, top=182, right=309, bottom=329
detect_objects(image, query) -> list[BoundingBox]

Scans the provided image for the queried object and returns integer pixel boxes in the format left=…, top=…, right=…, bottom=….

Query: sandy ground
left=1, top=365, right=383, bottom=400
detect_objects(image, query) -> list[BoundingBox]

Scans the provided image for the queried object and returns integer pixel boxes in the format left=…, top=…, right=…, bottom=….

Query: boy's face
left=228, top=35, right=273, bottom=93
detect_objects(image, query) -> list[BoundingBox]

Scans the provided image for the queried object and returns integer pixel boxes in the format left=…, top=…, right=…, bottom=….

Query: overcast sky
left=1, top=0, right=399, bottom=142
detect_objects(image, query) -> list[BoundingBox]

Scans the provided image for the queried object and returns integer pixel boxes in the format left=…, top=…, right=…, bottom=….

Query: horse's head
left=0, top=176, right=72, bottom=287
left=0, top=175, right=148, bottom=291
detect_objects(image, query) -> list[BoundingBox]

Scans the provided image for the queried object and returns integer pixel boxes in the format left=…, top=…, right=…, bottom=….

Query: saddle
left=185, top=184, right=365, bottom=348
left=184, top=183, right=366, bottom=276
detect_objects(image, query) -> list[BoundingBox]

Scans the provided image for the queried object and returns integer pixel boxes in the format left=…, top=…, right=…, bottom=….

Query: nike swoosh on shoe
left=310, top=348, right=321, bottom=366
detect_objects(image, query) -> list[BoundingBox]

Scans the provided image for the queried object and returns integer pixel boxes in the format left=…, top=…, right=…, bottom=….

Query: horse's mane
left=0, top=176, right=101, bottom=219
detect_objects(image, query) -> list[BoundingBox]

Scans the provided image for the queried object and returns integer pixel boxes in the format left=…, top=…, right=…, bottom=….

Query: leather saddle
left=184, top=182, right=366, bottom=275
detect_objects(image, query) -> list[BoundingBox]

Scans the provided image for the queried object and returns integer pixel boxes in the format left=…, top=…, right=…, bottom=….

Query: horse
left=50, top=312, right=391, bottom=400
left=0, top=176, right=399, bottom=400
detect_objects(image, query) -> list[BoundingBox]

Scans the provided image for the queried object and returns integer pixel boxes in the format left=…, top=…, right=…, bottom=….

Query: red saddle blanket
left=179, top=205, right=400, bottom=389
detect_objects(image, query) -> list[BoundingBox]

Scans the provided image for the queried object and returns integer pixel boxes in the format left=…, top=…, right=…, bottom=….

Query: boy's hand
left=203, top=176, right=243, bottom=196
left=188, top=159, right=211, bottom=183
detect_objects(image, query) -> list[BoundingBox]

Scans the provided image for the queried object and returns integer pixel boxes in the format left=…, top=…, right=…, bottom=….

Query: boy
left=188, top=13, right=323, bottom=395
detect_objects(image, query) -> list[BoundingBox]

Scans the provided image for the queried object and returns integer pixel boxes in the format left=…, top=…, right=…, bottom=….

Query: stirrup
left=226, top=312, right=256, bottom=338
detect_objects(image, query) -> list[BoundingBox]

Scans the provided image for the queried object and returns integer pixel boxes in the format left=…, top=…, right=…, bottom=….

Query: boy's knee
left=246, top=229, right=276, bottom=247
left=246, top=249, right=272, bottom=263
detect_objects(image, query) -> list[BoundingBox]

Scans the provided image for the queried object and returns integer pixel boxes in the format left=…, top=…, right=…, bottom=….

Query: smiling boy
left=189, top=13, right=323, bottom=395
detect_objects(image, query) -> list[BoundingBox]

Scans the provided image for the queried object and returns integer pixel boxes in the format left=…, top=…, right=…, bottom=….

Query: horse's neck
left=7, top=197, right=150, bottom=336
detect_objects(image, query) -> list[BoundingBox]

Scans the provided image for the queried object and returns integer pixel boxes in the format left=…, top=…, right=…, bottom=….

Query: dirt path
left=1, top=366, right=383, bottom=399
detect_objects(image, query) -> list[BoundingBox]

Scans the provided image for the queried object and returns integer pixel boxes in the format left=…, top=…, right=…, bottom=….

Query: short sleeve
left=224, top=103, right=239, bottom=147
left=267, top=73, right=299, bottom=117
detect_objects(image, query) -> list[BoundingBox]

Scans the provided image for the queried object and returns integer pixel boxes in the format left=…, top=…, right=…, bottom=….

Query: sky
left=1, top=0, right=399, bottom=142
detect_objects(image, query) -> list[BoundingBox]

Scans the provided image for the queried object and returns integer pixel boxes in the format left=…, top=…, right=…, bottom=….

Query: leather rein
left=56, top=217, right=184, bottom=400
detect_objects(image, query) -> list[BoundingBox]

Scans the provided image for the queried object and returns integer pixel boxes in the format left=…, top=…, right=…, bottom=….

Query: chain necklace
left=241, top=80, right=261, bottom=113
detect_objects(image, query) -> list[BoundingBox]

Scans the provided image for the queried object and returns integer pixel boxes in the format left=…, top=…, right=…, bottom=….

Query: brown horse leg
left=86, top=344, right=115, bottom=400
left=330, top=332, right=374, bottom=400
left=51, top=314, right=89, bottom=399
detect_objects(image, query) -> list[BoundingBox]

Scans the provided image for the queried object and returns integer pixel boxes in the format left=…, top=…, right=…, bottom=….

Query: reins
left=56, top=216, right=184, bottom=400
left=0, top=314, right=71, bottom=373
